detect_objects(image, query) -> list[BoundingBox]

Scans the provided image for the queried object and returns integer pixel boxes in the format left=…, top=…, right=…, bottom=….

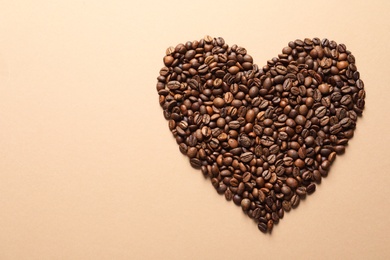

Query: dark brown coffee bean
left=286, top=177, right=298, bottom=189
left=330, top=123, right=342, bottom=135
left=228, top=66, right=240, bottom=74
left=318, top=83, right=330, bottom=94
left=315, top=106, right=327, bottom=118
left=239, top=134, right=252, bottom=148
left=240, top=152, right=254, bottom=163
left=296, top=187, right=306, bottom=197
left=241, top=198, right=251, bottom=211
left=306, top=183, right=316, bottom=194
left=252, top=208, right=261, bottom=219
left=217, top=183, right=227, bottom=194
left=290, top=194, right=300, bottom=208
left=243, top=172, right=252, bottom=183
left=228, top=120, right=241, bottom=130
left=225, top=189, right=233, bottom=201
left=213, top=97, right=225, bottom=108
left=190, top=158, right=202, bottom=168
left=237, top=182, right=245, bottom=195
left=281, top=185, right=291, bottom=195
left=232, top=194, right=242, bottom=205
left=258, top=222, right=267, bottom=233
left=295, top=115, right=306, bottom=125
left=328, top=152, right=337, bottom=163
left=260, top=136, right=274, bottom=146
left=187, top=147, right=197, bottom=158
left=282, top=200, right=291, bottom=212
left=179, top=143, right=188, bottom=154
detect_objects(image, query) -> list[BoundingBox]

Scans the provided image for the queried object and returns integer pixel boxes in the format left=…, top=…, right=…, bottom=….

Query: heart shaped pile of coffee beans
left=156, top=36, right=365, bottom=233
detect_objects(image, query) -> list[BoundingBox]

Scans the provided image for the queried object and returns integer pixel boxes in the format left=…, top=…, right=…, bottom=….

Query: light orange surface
left=0, top=1, right=389, bottom=259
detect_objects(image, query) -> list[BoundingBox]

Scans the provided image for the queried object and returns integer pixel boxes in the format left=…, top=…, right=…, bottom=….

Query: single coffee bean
left=295, top=115, right=306, bottom=125
left=315, top=106, right=327, bottom=118
left=187, top=147, right=198, bottom=158
left=179, top=143, right=188, bottom=154
left=258, top=222, right=267, bottom=233
left=290, top=194, right=300, bottom=208
left=296, top=186, right=307, bottom=197
left=190, top=158, right=202, bottom=169
left=213, top=97, right=225, bottom=108
left=281, top=185, right=291, bottom=195
left=282, top=200, right=291, bottom=212
left=241, top=198, right=251, bottom=211
left=240, top=152, right=254, bottom=163
left=252, top=208, right=261, bottom=219
left=306, top=183, right=316, bottom=194
left=318, top=83, right=330, bottom=94
left=286, top=177, right=298, bottom=189
left=225, top=189, right=233, bottom=201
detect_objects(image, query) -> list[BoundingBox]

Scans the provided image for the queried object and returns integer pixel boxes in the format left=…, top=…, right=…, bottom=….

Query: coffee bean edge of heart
left=156, top=35, right=366, bottom=233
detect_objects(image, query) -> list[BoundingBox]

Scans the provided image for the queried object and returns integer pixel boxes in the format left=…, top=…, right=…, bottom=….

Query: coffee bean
left=295, top=115, right=306, bottom=125
left=240, top=152, right=254, bottom=163
left=204, top=35, right=213, bottom=43
left=238, top=182, right=248, bottom=195
left=225, top=189, right=233, bottom=201
left=190, top=158, right=202, bottom=169
left=260, top=136, right=274, bottom=146
left=315, top=106, right=327, bottom=118
left=239, top=134, right=252, bottom=148
left=318, top=83, right=330, bottom=94
left=252, top=208, right=261, bottom=219
left=286, top=177, right=298, bottom=189
left=217, top=183, right=227, bottom=194
left=228, top=66, right=240, bottom=74
left=296, top=187, right=307, bottom=197
left=330, top=123, right=342, bottom=135
left=290, top=194, right=300, bottom=208
left=213, top=97, right=225, bottom=108
left=187, top=147, right=197, bottom=158
left=306, top=183, right=316, bottom=194
left=328, top=152, right=337, bottom=162
left=157, top=36, right=365, bottom=234
left=258, top=222, right=267, bottom=233
left=282, top=200, right=291, bottom=212
left=241, top=198, right=251, bottom=211
left=321, top=160, right=331, bottom=170
left=228, top=120, right=241, bottom=130
left=281, top=185, right=291, bottom=195
left=179, top=143, right=188, bottom=155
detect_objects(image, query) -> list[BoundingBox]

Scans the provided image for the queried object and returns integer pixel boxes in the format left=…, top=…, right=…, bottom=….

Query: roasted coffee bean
left=157, top=36, right=365, bottom=233
left=225, top=189, right=233, bottom=201
left=240, top=152, right=254, bottom=163
left=290, top=194, right=300, bottom=208
left=296, top=187, right=307, bottom=197
left=228, top=120, right=241, bottom=130
left=281, top=185, right=291, bottom=195
left=282, top=200, right=291, bottom=212
left=252, top=208, right=261, bottom=219
left=286, top=177, right=298, bottom=189
left=258, top=222, right=267, bottom=233
left=330, top=123, right=342, bottom=134
left=306, top=183, right=316, bottom=194
left=315, top=106, right=327, bottom=118
left=241, top=198, right=251, bottom=211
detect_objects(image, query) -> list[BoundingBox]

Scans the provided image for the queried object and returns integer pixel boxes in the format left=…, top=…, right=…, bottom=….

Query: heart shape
left=156, top=36, right=365, bottom=233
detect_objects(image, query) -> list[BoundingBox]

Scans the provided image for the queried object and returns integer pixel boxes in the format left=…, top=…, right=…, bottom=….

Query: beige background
left=0, top=0, right=389, bottom=259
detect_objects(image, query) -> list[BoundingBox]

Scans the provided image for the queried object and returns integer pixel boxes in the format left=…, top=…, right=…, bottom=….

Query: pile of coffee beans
left=156, top=36, right=365, bottom=233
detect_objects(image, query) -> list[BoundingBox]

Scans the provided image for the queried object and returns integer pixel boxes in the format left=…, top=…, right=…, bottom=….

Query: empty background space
left=0, top=0, right=389, bottom=259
